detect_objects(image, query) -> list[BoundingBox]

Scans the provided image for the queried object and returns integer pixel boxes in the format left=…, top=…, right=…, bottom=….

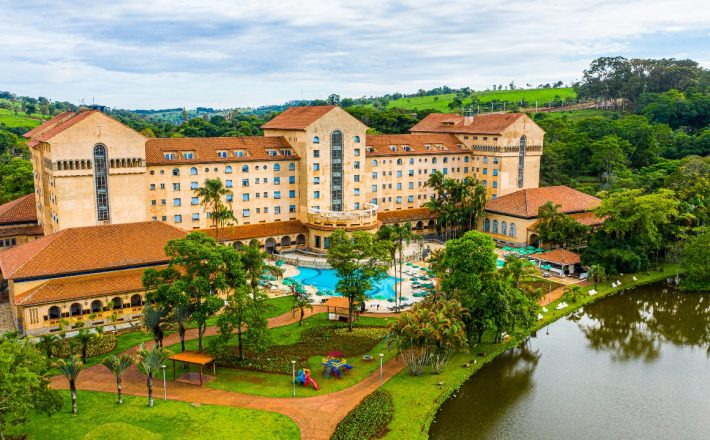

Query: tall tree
left=101, top=354, right=135, bottom=404
left=56, top=355, right=83, bottom=414
left=194, top=178, right=232, bottom=243
left=240, top=242, right=283, bottom=300
left=136, top=343, right=171, bottom=408
left=326, top=230, right=392, bottom=331
left=141, top=304, right=166, bottom=348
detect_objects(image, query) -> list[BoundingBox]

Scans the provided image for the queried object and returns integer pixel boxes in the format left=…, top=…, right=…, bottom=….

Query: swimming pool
left=287, top=266, right=399, bottom=300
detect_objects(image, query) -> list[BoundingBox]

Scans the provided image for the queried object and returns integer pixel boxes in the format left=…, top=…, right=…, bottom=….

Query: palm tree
left=563, top=285, right=584, bottom=303
left=194, top=178, right=232, bottom=243
left=136, top=343, right=171, bottom=408
left=377, top=225, right=398, bottom=279
left=73, top=328, right=95, bottom=364
left=142, top=304, right=166, bottom=348
left=588, top=264, right=607, bottom=289
left=393, top=222, right=416, bottom=309
left=56, top=355, right=83, bottom=414
left=240, top=243, right=283, bottom=300
left=171, top=303, right=193, bottom=353
left=37, top=334, right=59, bottom=359
left=212, top=205, right=237, bottom=235
left=101, top=354, right=135, bottom=404
left=291, top=296, right=313, bottom=326
left=501, top=255, right=537, bottom=288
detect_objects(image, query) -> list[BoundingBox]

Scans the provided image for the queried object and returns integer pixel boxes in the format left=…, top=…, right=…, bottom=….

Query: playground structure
left=295, top=368, right=320, bottom=390
left=322, top=351, right=353, bottom=379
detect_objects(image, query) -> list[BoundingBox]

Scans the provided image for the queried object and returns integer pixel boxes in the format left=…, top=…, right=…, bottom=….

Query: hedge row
left=216, top=326, right=388, bottom=374
left=331, top=390, right=394, bottom=440
left=53, top=333, right=117, bottom=358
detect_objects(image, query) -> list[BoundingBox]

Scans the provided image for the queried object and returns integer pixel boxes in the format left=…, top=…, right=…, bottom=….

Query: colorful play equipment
left=294, top=368, right=320, bottom=390
left=322, top=351, right=352, bottom=379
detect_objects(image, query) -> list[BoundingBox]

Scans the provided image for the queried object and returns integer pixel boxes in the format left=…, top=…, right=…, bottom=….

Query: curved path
left=51, top=303, right=404, bottom=439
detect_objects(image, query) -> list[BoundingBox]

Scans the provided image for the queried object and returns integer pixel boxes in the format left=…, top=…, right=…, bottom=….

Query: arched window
left=289, top=163, right=296, bottom=171
left=313, top=136, right=320, bottom=144
left=225, top=165, right=232, bottom=173
left=274, top=163, right=280, bottom=172
left=373, top=160, right=378, bottom=167
left=396, top=158, right=402, bottom=165
left=501, top=221, right=507, bottom=235
left=509, top=223, right=517, bottom=237
left=432, top=158, right=437, bottom=164
left=493, top=220, right=499, bottom=234
left=48, top=306, right=61, bottom=319
left=296, top=234, right=306, bottom=245
left=70, top=303, right=82, bottom=317
left=90, top=300, right=103, bottom=313
left=130, top=294, right=142, bottom=307
left=190, top=167, right=198, bottom=175
left=281, top=236, right=291, bottom=247
left=464, top=156, right=470, bottom=162
left=354, top=135, right=360, bottom=143
left=172, top=168, right=180, bottom=176
left=443, top=157, right=448, bottom=163
left=93, top=145, right=110, bottom=221
left=242, top=165, right=249, bottom=172
left=409, top=158, right=414, bottom=164
left=518, top=136, right=526, bottom=188
left=111, top=297, right=123, bottom=309
left=484, top=218, right=490, bottom=232
left=331, top=130, right=343, bottom=211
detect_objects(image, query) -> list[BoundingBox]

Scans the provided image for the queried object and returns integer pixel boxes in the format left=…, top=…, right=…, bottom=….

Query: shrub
left=331, top=390, right=394, bottom=440
left=54, top=333, right=117, bottom=358
left=213, top=326, right=388, bottom=374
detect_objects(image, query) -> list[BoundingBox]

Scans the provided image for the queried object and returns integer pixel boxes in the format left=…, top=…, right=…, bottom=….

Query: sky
left=1, top=0, right=709, bottom=110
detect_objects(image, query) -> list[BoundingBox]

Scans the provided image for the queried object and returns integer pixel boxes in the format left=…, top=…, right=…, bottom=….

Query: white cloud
left=0, top=0, right=708, bottom=108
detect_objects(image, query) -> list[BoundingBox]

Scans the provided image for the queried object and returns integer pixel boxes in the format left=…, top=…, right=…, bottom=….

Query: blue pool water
left=288, top=266, right=398, bottom=299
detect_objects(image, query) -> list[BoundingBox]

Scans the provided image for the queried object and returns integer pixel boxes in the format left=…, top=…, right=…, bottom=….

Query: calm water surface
left=430, top=283, right=710, bottom=440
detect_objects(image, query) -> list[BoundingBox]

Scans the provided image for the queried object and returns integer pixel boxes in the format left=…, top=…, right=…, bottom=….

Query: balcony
left=307, top=203, right=379, bottom=229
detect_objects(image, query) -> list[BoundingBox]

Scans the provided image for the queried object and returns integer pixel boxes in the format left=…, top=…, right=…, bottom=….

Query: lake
left=429, top=282, right=710, bottom=439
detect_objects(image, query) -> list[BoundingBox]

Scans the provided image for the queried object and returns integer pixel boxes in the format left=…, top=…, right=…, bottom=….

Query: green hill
left=0, top=98, right=49, bottom=129
left=385, top=87, right=576, bottom=112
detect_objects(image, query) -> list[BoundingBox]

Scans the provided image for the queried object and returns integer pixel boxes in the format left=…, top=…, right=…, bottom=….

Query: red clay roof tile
left=485, top=186, right=601, bottom=218
left=410, top=113, right=526, bottom=135
left=145, top=137, right=299, bottom=165
left=261, top=106, right=337, bottom=130
left=0, top=194, right=37, bottom=226
left=365, top=134, right=470, bottom=156
left=200, top=220, right=307, bottom=242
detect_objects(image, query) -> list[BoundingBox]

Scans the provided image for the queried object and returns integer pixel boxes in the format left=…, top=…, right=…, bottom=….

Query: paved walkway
left=539, top=280, right=590, bottom=306
left=51, top=303, right=404, bottom=439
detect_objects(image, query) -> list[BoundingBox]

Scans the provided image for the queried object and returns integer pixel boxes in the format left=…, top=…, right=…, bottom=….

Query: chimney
left=463, top=107, right=474, bottom=126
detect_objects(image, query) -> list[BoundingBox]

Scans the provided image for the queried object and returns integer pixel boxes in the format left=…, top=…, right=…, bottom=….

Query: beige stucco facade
left=478, top=212, right=537, bottom=247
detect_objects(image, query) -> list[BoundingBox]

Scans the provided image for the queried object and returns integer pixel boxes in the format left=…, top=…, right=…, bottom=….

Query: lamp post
left=161, top=364, right=167, bottom=402
left=379, top=353, right=384, bottom=385
left=291, top=360, right=296, bottom=397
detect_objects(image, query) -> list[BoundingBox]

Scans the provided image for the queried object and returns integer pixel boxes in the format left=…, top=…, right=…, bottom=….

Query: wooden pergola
left=323, top=297, right=359, bottom=322
left=169, top=351, right=216, bottom=386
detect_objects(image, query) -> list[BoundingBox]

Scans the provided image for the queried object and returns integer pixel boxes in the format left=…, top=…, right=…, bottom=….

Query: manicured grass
left=379, top=263, right=684, bottom=439
left=8, top=390, right=300, bottom=440
left=205, top=338, right=398, bottom=397
left=263, top=295, right=297, bottom=318
left=384, top=88, right=576, bottom=112
left=536, top=108, right=621, bottom=120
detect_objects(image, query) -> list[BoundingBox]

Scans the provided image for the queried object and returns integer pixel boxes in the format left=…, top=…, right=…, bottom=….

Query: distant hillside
left=384, top=87, right=576, bottom=112
left=0, top=98, right=49, bottom=130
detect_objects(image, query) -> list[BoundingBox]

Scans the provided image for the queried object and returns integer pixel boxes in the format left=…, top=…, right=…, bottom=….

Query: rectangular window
left=172, top=183, right=180, bottom=191
left=174, top=214, right=182, bottom=223
left=314, top=191, right=320, bottom=199
left=314, top=177, right=320, bottom=185
left=263, top=192, right=269, bottom=198
left=354, top=202, right=360, bottom=209
left=217, top=151, right=227, bottom=158
left=397, top=170, right=402, bottom=177
left=274, top=206, right=281, bottom=214
left=372, top=172, right=377, bottom=179
left=493, top=157, right=499, bottom=164
left=396, top=196, right=402, bottom=204
left=396, top=183, right=402, bottom=190
left=483, top=157, right=489, bottom=164
left=313, top=163, right=320, bottom=171
left=161, top=199, right=166, bottom=206
left=191, top=197, right=199, bottom=205
left=274, top=177, right=280, bottom=185
left=493, top=169, right=498, bottom=176
left=226, top=194, right=233, bottom=202
left=492, top=181, right=498, bottom=188
left=182, top=152, right=194, bottom=159
left=354, top=148, right=360, bottom=156
left=274, top=191, right=281, bottom=199
left=354, top=161, right=360, bottom=169
left=314, top=150, right=320, bottom=158
left=443, top=168, right=448, bottom=175
left=483, top=168, right=488, bottom=175
left=408, top=195, right=414, bottom=202
left=161, top=216, right=167, bottom=221
left=289, top=176, right=296, bottom=184
left=243, top=209, right=250, bottom=217
left=289, top=190, right=296, bottom=198
left=192, top=213, right=200, bottom=221
left=464, top=167, right=469, bottom=173
left=151, top=200, right=157, bottom=206
left=190, top=181, right=198, bottom=190
left=160, top=183, right=166, bottom=190
left=408, top=182, right=414, bottom=189
left=408, top=170, right=414, bottom=176
left=243, top=193, right=250, bottom=201
left=372, top=185, right=377, bottom=192
left=226, top=180, right=233, bottom=188
left=173, top=198, right=181, bottom=206
left=242, top=179, right=249, bottom=187
left=150, top=184, right=156, bottom=190
left=255, top=178, right=260, bottom=184
left=354, top=188, right=360, bottom=196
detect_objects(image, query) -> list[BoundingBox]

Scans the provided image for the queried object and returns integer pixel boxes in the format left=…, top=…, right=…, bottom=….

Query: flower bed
left=215, top=326, right=388, bottom=374
left=331, top=390, right=394, bottom=440
left=53, top=333, right=117, bottom=358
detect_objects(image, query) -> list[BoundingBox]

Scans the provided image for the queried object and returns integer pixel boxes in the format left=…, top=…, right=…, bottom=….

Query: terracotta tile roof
left=0, top=225, right=43, bottom=240
left=410, top=113, right=526, bottom=135
left=0, top=194, right=37, bottom=226
left=365, top=134, right=470, bottom=156
left=528, top=211, right=605, bottom=231
left=261, top=106, right=337, bottom=130
left=15, top=267, right=155, bottom=306
left=485, top=186, right=601, bottom=219
left=378, top=208, right=435, bottom=224
left=23, top=111, right=99, bottom=143
left=529, top=249, right=581, bottom=265
left=0, top=222, right=185, bottom=280
left=200, top=220, right=308, bottom=242
left=145, top=137, right=299, bottom=165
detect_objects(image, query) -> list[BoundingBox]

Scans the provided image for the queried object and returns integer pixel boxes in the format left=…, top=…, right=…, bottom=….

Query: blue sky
left=1, top=0, right=708, bottom=109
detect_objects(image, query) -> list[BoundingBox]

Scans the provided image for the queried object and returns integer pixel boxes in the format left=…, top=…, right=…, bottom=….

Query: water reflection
left=579, top=286, right=710, bottom=362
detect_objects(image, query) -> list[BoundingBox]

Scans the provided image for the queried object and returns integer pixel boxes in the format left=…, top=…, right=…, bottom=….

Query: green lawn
left=263, top=295, right=296, bottom=318
left=205, top=338, right=398, bottom=397
left=0, top=107, right=47, bottom=128
left=9, top=391, right=299, bottom=440
left=385, top=87, right=576, bottom=112
left=379, top=263, right=684, bottom=439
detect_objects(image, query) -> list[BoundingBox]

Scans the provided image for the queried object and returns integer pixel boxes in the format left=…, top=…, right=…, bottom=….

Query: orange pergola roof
left=169, top=351, right=215, bottom=365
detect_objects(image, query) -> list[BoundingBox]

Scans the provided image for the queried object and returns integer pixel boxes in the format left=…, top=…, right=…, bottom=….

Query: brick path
left=51, top=304, right=404, bottom=439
